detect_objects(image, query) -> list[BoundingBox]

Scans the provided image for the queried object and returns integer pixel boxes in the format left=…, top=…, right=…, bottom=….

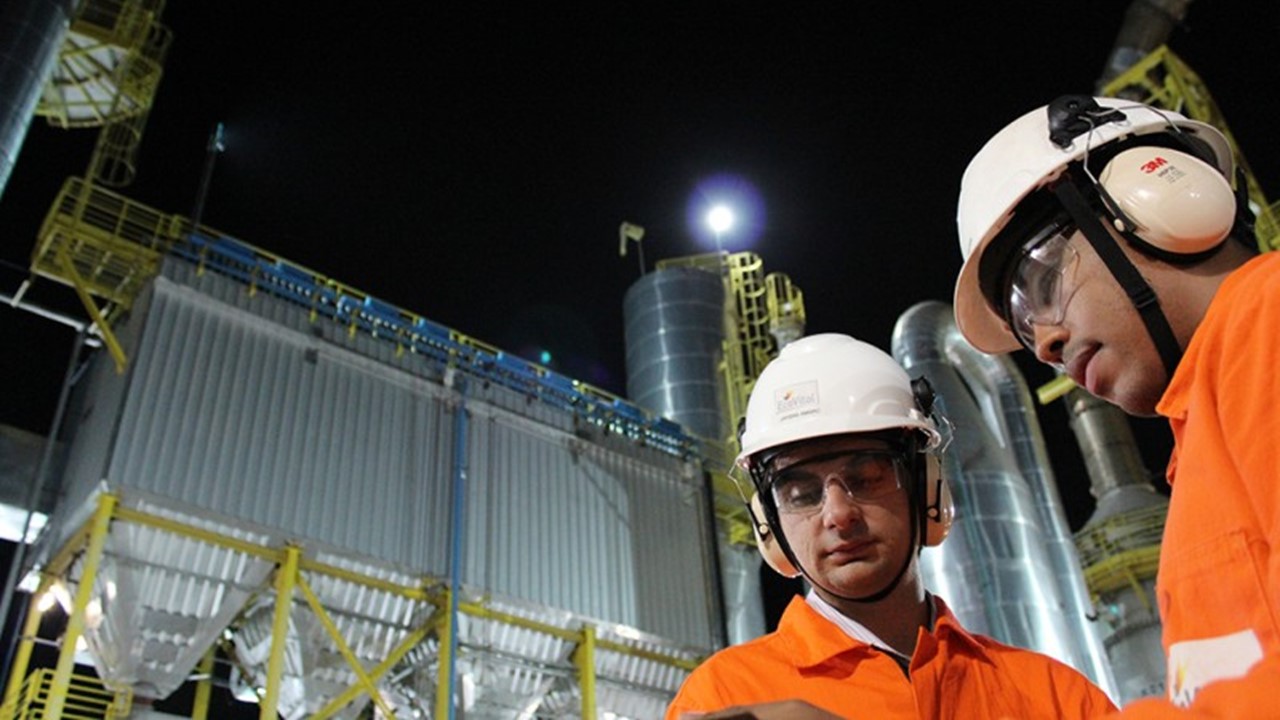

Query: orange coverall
left=666, top=595, right=1115, bottom=719
left=1115, top=251, right=1280, bottom=718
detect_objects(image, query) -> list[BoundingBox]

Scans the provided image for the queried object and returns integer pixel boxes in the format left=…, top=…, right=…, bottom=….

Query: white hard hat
left=736, top=333, right=940, bottom=469
left=953, top=96, right=1234, bottom=353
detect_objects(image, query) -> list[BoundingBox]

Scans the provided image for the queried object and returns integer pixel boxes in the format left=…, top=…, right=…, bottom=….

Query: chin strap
left=1051, top=180, right=1183, bottom=379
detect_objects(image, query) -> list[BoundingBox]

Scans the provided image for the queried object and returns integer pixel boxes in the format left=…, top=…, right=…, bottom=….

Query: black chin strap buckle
left=1127, top=282, right=1159, bottom=311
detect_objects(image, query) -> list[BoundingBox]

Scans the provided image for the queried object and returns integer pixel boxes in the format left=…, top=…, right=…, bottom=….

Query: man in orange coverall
left=666, top=333, right=1116, bottom=719
left=951, top=94, right=1279, bottom=717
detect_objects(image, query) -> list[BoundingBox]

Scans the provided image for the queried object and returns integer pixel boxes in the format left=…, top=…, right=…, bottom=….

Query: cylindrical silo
left=0, top=0, right=74, bottom=197
left=623, top=266, right=727, bottom=443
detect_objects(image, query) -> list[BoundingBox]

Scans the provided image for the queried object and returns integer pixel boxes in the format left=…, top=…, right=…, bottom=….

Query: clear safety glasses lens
left=768, top=450, right=906, bottom=515
left=1007, top=230, right=1080, bottom=351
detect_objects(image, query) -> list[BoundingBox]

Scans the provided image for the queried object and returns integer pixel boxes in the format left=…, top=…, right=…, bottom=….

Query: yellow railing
left=38, top=0, right=171, bottom=131
left=29, top=177, right=186, bottom=371
left=1074, top=504, right=1167, bottom=607
left=0, top=669, right=128, bottom=720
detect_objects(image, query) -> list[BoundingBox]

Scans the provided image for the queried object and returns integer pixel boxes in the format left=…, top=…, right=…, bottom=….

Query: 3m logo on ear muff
left=1097, top=146, right=1236, bottom=258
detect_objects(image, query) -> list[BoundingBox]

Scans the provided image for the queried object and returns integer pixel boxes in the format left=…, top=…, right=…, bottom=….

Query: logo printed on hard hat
left=773, top=381, right=819, bottom=422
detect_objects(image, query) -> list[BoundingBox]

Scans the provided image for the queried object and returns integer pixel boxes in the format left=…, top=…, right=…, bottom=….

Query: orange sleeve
left=666, top=665, right=725, bottom=720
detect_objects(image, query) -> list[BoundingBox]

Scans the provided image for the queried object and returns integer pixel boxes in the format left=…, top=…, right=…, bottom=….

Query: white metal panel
left=108, top=277, right=453, bottom=571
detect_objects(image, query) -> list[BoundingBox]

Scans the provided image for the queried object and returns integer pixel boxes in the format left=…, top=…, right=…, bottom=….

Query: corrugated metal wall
left=49, top=260, right=719, bottom=648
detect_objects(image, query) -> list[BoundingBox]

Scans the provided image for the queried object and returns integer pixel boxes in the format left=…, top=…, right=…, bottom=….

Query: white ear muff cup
left=923, top=454, right=953, bottom=547
left=1098, top=146, right=1236, bottom=254
left=749, top=493, right=801, bottom=578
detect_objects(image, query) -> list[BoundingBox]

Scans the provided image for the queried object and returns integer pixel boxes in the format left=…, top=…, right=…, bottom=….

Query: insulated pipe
left=892, top=300, right=1117, bottom=698
left=892, top=305, right=1065, bottom=646
left=953, top=343, right=1117, bottom=696
left=1065, top=388, right=1152, bottom=501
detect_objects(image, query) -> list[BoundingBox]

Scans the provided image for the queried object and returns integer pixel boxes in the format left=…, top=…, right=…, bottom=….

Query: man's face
left=766, top=434, right=914, bottom=600
left=1018, top=229, right=1171, bottom=416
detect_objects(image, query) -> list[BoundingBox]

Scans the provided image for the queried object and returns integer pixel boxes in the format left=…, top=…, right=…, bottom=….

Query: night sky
left=3, top=1, right=1279, bottom=533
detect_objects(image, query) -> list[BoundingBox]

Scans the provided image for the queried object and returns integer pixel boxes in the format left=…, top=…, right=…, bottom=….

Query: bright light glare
left=39, top=582, right=72, bottom=614
left=707, top=205, right=734, bottom=234
left=687, top=173, right=764, bottom=251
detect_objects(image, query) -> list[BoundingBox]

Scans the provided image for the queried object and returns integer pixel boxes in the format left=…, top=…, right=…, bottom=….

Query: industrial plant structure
left=0, top=0, right=1276, bottom=718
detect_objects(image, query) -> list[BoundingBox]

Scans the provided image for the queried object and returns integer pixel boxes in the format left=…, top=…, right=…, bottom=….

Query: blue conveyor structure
left=31, top=177, right=696, bottom=461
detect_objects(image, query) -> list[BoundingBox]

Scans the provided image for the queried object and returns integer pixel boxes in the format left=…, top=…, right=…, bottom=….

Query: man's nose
left=1031, top=322, right=1068, bottom=368
left=820, top=476, right=862, bottom=526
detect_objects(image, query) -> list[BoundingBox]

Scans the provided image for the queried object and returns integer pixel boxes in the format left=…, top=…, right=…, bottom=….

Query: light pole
left=190, top=122, right=226, bottom=238
left=707, top=204, right=734, bottom=254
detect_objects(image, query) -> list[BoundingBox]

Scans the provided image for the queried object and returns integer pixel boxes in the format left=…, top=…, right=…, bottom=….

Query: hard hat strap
left=1051, top=179, right=1182, bottom=378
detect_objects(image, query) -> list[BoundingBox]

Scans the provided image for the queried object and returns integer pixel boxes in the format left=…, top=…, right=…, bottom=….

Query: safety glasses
left=1006, top=225, right=1082, bottom=352
left=766, top=449, right=907, bottom=516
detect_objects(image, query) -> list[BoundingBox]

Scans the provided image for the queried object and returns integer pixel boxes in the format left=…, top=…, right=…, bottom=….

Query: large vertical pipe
left=1065, top=388, right=1152, bottom=500
left=444, top=380, right=469, bottom=720
left=0, top=0, right=74, bottom=199
left=955, top=349, right=1116, bottom=695
left=892, top=301, right=1116, bottom=697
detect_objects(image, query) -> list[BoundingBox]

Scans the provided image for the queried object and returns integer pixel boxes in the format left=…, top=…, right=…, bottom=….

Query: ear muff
left=921, top=453, right=953, bottom=547
left=1096, top=146, right=1236, bottom=257
left=748, top=493, right=800, bottom=578
left=909, top=375, right=954, bottom=547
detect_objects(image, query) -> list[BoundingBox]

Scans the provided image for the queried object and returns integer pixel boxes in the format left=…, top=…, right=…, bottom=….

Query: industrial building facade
left=23, top=243, right=719, bottom=718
